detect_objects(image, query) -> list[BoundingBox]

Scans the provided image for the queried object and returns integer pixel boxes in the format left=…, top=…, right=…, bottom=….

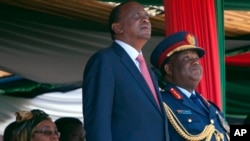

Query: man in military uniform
left=150, top=31, right=230, bottom=141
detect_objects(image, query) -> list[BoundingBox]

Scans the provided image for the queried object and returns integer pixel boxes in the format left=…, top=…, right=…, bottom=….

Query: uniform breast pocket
left=176, top=114, right=205, bottom=134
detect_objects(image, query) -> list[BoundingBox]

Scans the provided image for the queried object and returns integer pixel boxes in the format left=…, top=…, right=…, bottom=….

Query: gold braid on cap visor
left=166, top=45, right=200, bottom=57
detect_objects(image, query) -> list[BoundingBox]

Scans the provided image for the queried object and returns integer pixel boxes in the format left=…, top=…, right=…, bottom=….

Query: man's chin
left=191, top=74, right=202, bottom=81
left=141, top=34, right=151, bottom=39
left=193, top=77, right=202, bottom=82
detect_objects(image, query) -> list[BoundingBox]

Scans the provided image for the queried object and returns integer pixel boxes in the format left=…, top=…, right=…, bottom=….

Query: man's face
left=69, top=126, right=85, bottom=141
left=118, top=2, right=151, bottom=40
left=169, top=50, right=203, bottom=86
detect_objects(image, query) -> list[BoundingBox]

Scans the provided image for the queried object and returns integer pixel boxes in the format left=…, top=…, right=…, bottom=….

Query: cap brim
left=168, top=46, right=205, bottom=58
left=194, top=47, right=205, bottom=58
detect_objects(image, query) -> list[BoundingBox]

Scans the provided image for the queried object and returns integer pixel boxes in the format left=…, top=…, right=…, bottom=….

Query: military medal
left=218, top=113, right=230, bottom=133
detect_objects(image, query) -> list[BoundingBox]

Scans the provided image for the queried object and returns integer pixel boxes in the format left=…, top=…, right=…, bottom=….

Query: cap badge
left=186, top=34, right=195, bottom=45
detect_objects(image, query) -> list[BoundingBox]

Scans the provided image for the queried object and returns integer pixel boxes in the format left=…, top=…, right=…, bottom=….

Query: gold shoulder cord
left=163, top=102, right=230, bottom=141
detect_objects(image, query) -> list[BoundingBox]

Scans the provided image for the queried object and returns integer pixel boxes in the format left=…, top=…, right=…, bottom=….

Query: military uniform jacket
left=161, top=82, right=229, bottom=141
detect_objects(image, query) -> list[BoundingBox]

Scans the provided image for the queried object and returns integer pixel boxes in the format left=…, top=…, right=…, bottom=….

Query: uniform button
left=160, top=88, right=165, bottom=92
left=188, top=118, right=192, bottom=123
left=210, top=119, right=214, bottom=124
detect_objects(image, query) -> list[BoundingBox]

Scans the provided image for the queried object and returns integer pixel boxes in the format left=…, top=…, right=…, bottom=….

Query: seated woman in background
left=15, top=109, right=60, bottom=141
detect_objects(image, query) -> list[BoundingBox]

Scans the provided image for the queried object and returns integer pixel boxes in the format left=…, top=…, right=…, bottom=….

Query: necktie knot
left=190, top=94, right=198, bottom=101
left=136, top=54, right=145, bottom=63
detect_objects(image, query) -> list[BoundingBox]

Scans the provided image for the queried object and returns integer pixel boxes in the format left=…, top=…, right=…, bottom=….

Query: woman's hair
left=15, top=109, right=51, bottom=141
left=3, top=121, right=20, bottom=141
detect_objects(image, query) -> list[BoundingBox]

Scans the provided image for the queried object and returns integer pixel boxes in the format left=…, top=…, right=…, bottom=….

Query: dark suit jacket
left=162, top=82, right=229, bottom=141
left=83, top=42, right=169, bottom=141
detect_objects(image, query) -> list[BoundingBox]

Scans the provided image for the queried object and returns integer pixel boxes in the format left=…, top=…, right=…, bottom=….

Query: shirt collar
left=176, top=86, right=195, bottom=98
left=115, top=40, right=140, bottom=60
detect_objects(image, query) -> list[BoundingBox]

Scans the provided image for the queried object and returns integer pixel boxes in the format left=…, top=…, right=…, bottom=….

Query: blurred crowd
left=1, top=109, right=85, bottom=141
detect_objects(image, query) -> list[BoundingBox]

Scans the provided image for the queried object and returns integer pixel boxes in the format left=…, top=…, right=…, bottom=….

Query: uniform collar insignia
left=169, top=88, right=182, bottom=100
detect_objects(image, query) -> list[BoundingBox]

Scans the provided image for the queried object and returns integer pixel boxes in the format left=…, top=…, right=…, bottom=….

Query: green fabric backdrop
left=215, top=0, right=226, bottom=113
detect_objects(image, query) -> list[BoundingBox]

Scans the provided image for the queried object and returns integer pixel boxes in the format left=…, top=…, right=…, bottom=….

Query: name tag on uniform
left=177, top=110, right=192, bottom=114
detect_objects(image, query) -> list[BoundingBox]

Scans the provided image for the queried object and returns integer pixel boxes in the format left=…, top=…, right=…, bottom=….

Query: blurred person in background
left=3, top=121, right=20, bottom=141
left=55, top=117, right=85, bottom=141
left=14, top=109, right=60, bottom=141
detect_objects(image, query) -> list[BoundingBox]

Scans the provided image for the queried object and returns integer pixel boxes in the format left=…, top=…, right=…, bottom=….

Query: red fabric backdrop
left=163, top=0, right=222, bottom=109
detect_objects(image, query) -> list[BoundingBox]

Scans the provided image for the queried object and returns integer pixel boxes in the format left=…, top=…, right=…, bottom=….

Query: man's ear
left=164, top=64, right=172, bottom=76
left=112, top=23, right=123, bottom=33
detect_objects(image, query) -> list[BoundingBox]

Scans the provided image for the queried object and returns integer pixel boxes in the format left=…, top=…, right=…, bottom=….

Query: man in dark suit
left=150, top=31, right=230, bottom=141
left=82, top=1, right=169, bottom=141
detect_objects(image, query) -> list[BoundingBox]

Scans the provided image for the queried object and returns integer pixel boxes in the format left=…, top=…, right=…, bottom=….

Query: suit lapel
left=112, top=43, right=162, bottom=113
left=182, top=97, right=207, bottom=116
